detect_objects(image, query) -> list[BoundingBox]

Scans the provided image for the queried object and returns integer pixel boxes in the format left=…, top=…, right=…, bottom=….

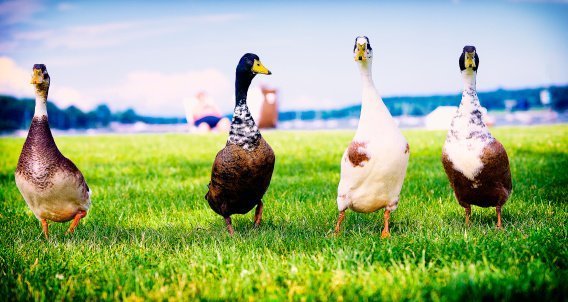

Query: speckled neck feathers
left=227, top=72, right=261, bottom=151
left=444, top=71, right=494, bottom=181
left=446, top=71, right=493, bottom=144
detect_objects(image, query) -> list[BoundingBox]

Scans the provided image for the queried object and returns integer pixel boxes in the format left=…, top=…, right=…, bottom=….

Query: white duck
left=335, top=36, right=410, bottom=238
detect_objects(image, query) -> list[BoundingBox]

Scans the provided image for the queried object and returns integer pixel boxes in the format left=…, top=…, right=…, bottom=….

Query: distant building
left=425, top=106, right=457, bottom=130
left=540, top=89, right=551, bottom=106
left=426, top=105, right=494, bottom=130
left=247, top=86, right=279, bottom=129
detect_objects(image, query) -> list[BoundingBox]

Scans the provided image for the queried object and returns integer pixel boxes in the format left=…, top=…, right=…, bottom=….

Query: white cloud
left=49, top=86, right=96, bottom=110
left=108, top=69, right=233, bottom=116
left=0, top=56, right=32, bottom=98
left=0, top=56, right=98, bottom=110
left=6, top=13, right=246, bottom=51
left=0, top=0, right=43, bottom=25
left=10, top=22, right=140, bottom=50
left=0, top=56, right=234, bottom=116
left=57, top=2, right=75, bottom=12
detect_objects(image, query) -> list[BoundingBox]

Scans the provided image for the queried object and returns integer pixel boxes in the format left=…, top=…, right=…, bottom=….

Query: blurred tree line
left=0, top=95, right=185, bottom=131
left=2, top=85, right=567, bottom=131
left=279, top=85, right=568, bottom=121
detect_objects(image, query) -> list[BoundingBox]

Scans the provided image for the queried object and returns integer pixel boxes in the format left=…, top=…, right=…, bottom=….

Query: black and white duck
left=205, top=53, right=275, bottom=235
left=15, top=64, right=91, bottom=239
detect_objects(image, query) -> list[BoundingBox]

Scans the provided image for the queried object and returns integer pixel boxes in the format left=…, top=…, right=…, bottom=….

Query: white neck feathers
left=358, top=60, right=374, bottom=88
left=34, top=86, right=48, bottom=117
left=355, top=59, right=398, bottom=135
left=447, top=70, right=492, bottom=143
left=458, top=70, right=482, bottom=116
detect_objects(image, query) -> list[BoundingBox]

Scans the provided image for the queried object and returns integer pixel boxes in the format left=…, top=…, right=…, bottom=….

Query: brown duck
left=442, top=46, right=512, bottom=228
left=15, top=64, right=91, bottom=239
left=205, top=53, right=275, bottom=235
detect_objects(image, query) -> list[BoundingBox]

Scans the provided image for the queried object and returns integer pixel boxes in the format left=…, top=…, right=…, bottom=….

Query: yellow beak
left=251, top=59, right=271, bottom=75
left=465, top=54, right=476, bottom=69
left=355, top=44, right=367, bottom=61
left=30, top=69, right=43, bottom=84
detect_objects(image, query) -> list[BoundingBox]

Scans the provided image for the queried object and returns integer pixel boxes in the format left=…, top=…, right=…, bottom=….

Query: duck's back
left=15, top=116, right=90, bottom=222
left=206, top=138, right=275, bottom=216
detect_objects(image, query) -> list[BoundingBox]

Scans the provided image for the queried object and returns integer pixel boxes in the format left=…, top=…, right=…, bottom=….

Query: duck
left=15, top=64, right=91, bottom=239
left=442, top=46, right=512, bottom=228
left=205, top=53, right=275, bottom=235
left=335, top=36, right=410, bottom=238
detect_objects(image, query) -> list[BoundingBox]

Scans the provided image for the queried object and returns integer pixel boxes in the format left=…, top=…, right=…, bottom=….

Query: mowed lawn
left=0, top=125, right=566, bottom=301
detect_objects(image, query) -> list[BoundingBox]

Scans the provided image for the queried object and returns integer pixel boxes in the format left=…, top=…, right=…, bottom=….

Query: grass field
left=0, top=125, right=566, bottom=301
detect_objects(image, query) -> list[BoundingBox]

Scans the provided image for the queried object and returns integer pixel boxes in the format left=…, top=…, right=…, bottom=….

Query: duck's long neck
left=460, top=71, right=480, bottom=110
left=25, top=84, right=57, bottom=150
left=227, top=75, right=261, bottom=151
left=447, top=70, right=492, bottom=142
left=34, top=85, right=48, bottom=117
left=356, top=60, right=396, bottom=133
left=358, top=60, right=375, bottom=91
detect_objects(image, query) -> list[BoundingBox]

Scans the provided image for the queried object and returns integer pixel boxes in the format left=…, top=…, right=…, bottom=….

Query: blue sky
left=0, top=0, right=567, bottom=116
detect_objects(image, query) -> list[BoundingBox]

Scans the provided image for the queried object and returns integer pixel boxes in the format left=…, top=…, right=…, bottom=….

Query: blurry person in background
left=184, top=92, right=230, bottom=133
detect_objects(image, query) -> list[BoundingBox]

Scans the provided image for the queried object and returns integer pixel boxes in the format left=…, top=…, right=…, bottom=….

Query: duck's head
left=30, top=64, right=50, bottom=89
left=459, top=46, right=479, bottom=72
left=353, top=36, right=373, bottom=62
left=236, top=53, right=271, bottom=79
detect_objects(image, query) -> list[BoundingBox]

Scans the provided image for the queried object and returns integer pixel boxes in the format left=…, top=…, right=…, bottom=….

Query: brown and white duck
left=15, top=64, right=91, bottom=239
left=205, top=53, right=275, bottom=235
left=335, top=36, right=410, bottom=238
left=442, top=46, right=512, bottom=228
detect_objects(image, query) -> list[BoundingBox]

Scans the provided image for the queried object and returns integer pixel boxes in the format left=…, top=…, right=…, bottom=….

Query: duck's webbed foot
left=66, top=210, right=87, bottom=235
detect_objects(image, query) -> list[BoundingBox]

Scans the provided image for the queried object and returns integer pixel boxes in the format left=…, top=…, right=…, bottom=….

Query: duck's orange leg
left=41, top=219, right=49, bottom=239
left=66, top=210, right=87, bottom=234
left=225, top=216, right=234, bottom=235
left=465, top=206, right=472, bottom=227
left=381, top=209, right=391, bottom=239
left=334, top=210, right=346, bottom=235
left=254, top=200, right=263, bottom=227
left=496, top=206, right=502, bottom=229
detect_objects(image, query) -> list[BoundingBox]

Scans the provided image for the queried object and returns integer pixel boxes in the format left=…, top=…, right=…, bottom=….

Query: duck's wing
left=442, top=139, right=511, bottom=207
left=480, top=139, right=512, bottom=192
left=337, top=142, right=375, bottom=207
left=206, top=139, right=275, bottom=216
left=58, top=155, right=91, bottom=202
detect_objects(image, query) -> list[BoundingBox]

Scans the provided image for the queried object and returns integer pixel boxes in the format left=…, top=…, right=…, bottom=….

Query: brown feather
left=442, top=139, right=512, bottom=209
left=206, top=137, right=275, bottom=217
left=15, top=116, right=90, bottom=222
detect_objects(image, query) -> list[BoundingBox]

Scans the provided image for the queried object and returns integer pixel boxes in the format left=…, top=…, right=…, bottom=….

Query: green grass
left=0, top=125, right=566, bottom=301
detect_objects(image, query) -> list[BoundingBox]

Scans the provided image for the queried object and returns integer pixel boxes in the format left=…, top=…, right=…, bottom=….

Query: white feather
left=444, top=70, right=493, bottom=180
left=337, top=59, right=409, bottom=213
